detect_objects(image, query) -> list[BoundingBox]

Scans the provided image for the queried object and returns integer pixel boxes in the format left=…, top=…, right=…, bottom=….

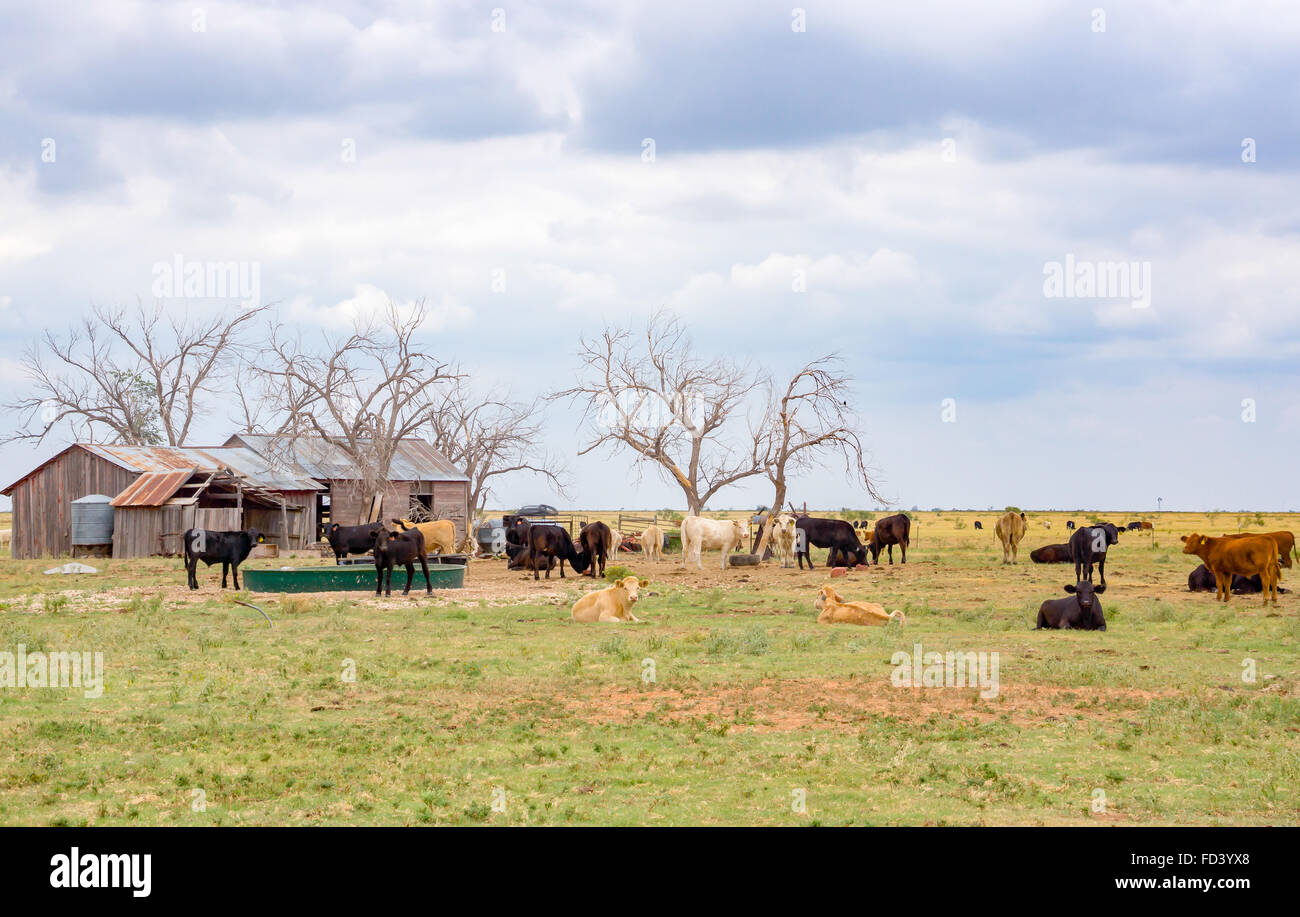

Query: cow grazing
left=1219, top=530, right=1296, bottom=569
left=1126, top=521, right=1143, bottom=532
left=1069, top=522, right=1120, bottom=586
left=515, top=522, right=589, bottom=580
left=794, top=516, right=869, bottom=569
left=373, top=527, right=432, bottom=596
left=871, top=513, right=911, bottom=564
left=326, top=522, right=384, bottom=564
left=973, top=521, right=983, bottom=530
left=1030, top=543, right=1073, bottom=564
left=995, top=511, right=1027, bottom=564
left=1043, top=520, right=1052, bottom=530
left=680, top=516, right=747, bottom=570
left=813, top=585, right=905, bottom=626
left=773, top=513, right=798, bottom=569
left=1181, top=533, right=1279, bottom=605
left=183, top=528, right=264, bottom=590
left=578, top=521, right=613, bottom=578
left=1036, top=582, right=1107, bottom=631
left=392, top=518, right=456, bottom=555
left=571, top=576, right=648, bottom=623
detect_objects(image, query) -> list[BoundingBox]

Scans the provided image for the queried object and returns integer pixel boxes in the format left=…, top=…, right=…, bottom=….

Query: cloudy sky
left=2, top=0, right=1298, bottom=512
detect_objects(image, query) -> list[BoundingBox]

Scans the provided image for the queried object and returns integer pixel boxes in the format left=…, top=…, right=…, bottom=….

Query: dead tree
left=6, top=302, right=265, bottom=446
left=753, top=356, right=883, bottom=556
left=553, top=310, right=768, bottom=515
left=254, top=300, right=459, bottom=523
left=426, top=377, right=568, bottom=517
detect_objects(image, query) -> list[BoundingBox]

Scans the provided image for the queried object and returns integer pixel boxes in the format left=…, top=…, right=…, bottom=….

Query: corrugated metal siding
left=110, top=469, right=196, bottom=507
left=10, top=449, right=136, bottom=558
left=226, top=434, right=469, bottom=483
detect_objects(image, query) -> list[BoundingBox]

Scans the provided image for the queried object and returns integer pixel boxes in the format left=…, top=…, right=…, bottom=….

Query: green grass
left=0, top=512, right=1297, bottom=825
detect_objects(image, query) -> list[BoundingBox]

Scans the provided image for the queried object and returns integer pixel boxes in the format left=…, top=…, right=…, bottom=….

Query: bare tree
left=553, top=310, right=769, bottom=515
left=753, top=355, right=884, bottom=555
left=6, top=302, right=265, bottom=446
left=427, top=378, right=568, bottom=518
left=254, top=300, right=459, bottom=522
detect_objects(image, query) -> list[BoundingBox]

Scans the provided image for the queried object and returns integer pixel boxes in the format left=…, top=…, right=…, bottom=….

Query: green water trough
left=241, top=563, right=465, bottom=593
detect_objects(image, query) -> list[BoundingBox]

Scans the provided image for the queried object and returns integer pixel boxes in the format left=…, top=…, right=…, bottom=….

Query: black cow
left=373, top=527, right=431, bottom=596
left=578, top=521, right=613, bottom=578
left=1036, top=581, right=1107, bottom=630
left=1030, top=543, right=1073, bottom=563
left=327, top=522, right=384, bottom=564
left=871, top=513, right=911, bottom=564
left=1068, top=523, right=1119, bottom=586
left=1187, top=563, right=1288, bottom=595
left=1065, top=520, right=1076, bottom=530
left=183, top=528, right=263, bottom=590
left=973, top=521, right=983, bottom=530
left=514, top=521, right=589, bottom=580
left=506, top=541, right=556, bottom=573
left=794, top=517, right=869, bottom=569
left=1126, top=521, right=1143, bottom=532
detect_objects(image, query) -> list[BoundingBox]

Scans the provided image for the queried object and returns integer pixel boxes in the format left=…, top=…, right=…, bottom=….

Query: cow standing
left=871, top=514, right=911, bottom=564
left=374, top=527, right=432, bottom=596
left=183, top=528, right=263, bottom=590
left=1181, top=533, right=1279, bottom=606
left=1069, top=523, right=1119, bottom=586
left=680, top=516, right=747, bottom=570
left=994, top=511, right=1026, bottom=564
left=578, top=521, right=613, bottom=578
left=327, top=522, right=384, bottom=564
left=794, top=516, right=869, bottom=569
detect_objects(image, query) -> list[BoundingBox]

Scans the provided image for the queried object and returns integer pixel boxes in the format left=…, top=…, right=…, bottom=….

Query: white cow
left=773, top=513, right=797, bottom=568
left=641, top=524, right=665, bottom=562
left=681, top=516, right=747, bottom=570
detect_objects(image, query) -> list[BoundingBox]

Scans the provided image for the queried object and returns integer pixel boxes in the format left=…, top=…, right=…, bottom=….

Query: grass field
left=0, top=509, right=1297, bottom=825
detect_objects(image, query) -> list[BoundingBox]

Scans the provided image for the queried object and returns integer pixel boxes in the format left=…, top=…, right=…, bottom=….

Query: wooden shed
left=224, top=434, right=472, bottom=544
left=1, top=444, right=323, bottom=558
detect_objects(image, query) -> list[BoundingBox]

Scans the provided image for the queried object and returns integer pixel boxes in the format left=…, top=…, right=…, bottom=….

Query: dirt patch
left=558, top=677, right=1178, bottom=733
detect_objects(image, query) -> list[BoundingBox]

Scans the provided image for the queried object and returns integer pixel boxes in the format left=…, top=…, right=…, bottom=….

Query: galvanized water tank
left=71, top=494, right=114, bottom=546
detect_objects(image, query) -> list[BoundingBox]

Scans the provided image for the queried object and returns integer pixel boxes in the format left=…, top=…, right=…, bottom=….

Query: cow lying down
left=1187, top=563, right=1289, bottom=595
left=813, top=585, right=905, bottom=626
left=571, top=576, right=648, bottom=623
left=1035, top=581, right=1107, bottom=631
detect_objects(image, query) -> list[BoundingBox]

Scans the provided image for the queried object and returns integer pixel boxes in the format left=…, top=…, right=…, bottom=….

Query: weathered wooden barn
left=224, top=434, right=471, bottom=543
left=1, top=444, right=322, bottom=558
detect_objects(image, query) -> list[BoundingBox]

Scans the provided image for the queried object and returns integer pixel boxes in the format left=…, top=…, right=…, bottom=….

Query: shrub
left=604, top=565, right=636, bottom=582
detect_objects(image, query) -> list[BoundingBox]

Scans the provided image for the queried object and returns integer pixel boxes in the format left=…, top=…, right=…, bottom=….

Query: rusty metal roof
left=110, top=469, right=197, bottom=507
left=0, top=443, right=324, bottom=496
left=225, top=434, right=469, bottom=482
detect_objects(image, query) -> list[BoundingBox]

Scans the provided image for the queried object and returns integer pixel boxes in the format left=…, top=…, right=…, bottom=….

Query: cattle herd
left=176, top=507, right=1296, bottom=631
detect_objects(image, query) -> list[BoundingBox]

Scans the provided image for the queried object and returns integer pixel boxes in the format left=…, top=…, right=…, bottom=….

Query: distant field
left=0, top=509, right=1296, bottom=825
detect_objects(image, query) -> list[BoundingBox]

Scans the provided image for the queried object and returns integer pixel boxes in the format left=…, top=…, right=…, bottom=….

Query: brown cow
left=1219, top=531, right=1296, bottom=569
left=1181, top=533, right=1279, bottom=605
left=1030, top=543, right=1073, bottom=563
left=995, top=511, right=1027, bottom=564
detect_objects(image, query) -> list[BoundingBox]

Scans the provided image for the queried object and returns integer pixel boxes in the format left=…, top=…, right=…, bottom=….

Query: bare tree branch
left=552, top=309, right=768, bottom=515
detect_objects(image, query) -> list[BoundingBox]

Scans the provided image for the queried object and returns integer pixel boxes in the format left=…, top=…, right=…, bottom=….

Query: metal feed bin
left=71, top=494, right=114, bottom=557
left=476, top=518, right=507, bottom=554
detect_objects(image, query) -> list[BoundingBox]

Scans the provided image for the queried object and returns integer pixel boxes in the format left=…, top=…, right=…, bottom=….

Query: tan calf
left=571, top=576, right=649, bottom=623
left=813, top=585, right=906, bottom=626
left=641, top=524, right=665, bottom=562
left=392, top=518, right=456, bottom=555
